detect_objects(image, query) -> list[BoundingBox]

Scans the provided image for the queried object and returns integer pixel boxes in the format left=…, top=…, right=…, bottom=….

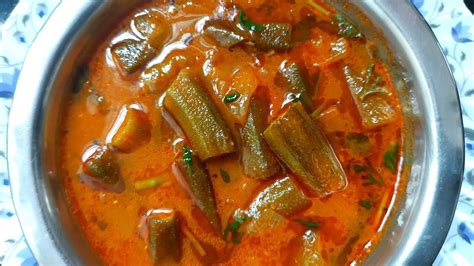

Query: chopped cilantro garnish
left=224, top=92, right=241, bottom=103
left=359, top=200, right=372, bottom=209
left=224, top=214, right=248, bottom=244
left=238, top=11, right=264, bottom=32
left=182, top=146, right=193, bottom=175
left=383, top=143, right=399, bottom=174
left=364, top=63, right=375, bottom=85
left=220, top=169, right=231, bottom=183
left=294, top=219, right=320, bottom=229
left=353, top=164, right=369, bottom=173
left=334, top=15, right=361, bottom=39
left=234, top=215, right=247, bottom=223
left=367, top=174, right=384, bottom=186
left=345, top=133, right=370, bottom=154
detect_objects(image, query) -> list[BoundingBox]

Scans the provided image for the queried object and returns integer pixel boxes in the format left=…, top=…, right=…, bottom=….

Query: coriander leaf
left=353, top=164, right=368, bottom=173
left=232, top=237, right=242, bottom=244
left=364, top=63, right=375, bottom=85
left=294, top=219, right=320, bottom=229
left=223, top=223, right=231, bottom=238
left=359, top=200, right=372, bottom=209
left=220, top=169, right=231, bottom=183
left=224, top=92, right=241, bottom=103
left=367, top=174, right=383, bottom=186
left=230, top=220, right=239, bottom=231
left=224, top=216, right=247, bottom=244
left=345, top=133, right=371, bottom=154
left=383, top=143, right=399, bottom=174
left=182, top=146, right=193, bottom=175
left=239, top=11, right=264, bottom=32
left=334, top=15, right=361, bottom=39
left=359, top=63, right=390, bottom=100
left=234, top=215, right=247, bottom=223
left=224, top=221, right=239, bottom=238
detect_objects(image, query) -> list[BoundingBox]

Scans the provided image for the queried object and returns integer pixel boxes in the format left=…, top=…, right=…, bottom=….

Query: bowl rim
left=7, top=0, right=464, bottom=265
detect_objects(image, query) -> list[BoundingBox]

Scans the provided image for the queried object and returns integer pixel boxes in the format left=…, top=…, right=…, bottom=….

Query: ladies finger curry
left=62, top=0, right=405, bottom=265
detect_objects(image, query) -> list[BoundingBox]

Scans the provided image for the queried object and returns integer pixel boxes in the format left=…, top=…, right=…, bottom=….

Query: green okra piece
left=80, top=144, right=124, bottom=193
left=342, top=65, right=395, bottom=128
left=289, top=230, right=325, bottom=266
left=241, top=95, right=281, bottom=179
left=263, top=102, right=347, bottom=197
left=133, top=12, right=171, bottom=48
left=147, top=210, right=181, bottom=265
left=203, top=20, right=245, bottom=48
left=247, top=176, right=311, bottom=218
left=254, top=23, right=292, bottom=50
left=112, top=39, right=155, bottom=73
left=164, top=70, right=235, bottom=160
left=175, top=155, right=221, bottom=233
left=279, top=62, right=312, bottom=108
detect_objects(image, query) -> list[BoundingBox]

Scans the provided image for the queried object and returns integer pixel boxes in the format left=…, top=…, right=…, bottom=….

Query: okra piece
left=247, top=177, right=311, bottom=218
left=343, top=66, right=396, bottom=128
left=133, top=13, right=171, bottom=48
left=111, top=39, right=155, bottom=73
left=147, top=210, right=181, bottom=264
left=203, top=20, right=245, bottom=48
left=263, top=102, right=347, bottom=196
left=278, top=62, right=312, bottom=108
left=80, top=144, right=123, bottom=192
left=254, top=23, right=292, bottom=50
left=287, top=230, right=324, bottom=266
left=241, top=95, right=281, bottom=179
left=245, top=208, right=287, bottom=234
left=111, top=107, right=151, bottom=153
left=164, top=69, right=235, bottom=160
left=174, top=155, right=221, bottom=233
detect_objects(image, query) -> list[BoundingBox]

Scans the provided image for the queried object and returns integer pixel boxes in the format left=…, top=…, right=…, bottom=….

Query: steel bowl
left=7, top=0, right=464, bottom=265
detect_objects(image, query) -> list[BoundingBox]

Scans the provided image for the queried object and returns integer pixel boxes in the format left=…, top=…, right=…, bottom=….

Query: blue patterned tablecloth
left=0, top=0, right=473, bottom=265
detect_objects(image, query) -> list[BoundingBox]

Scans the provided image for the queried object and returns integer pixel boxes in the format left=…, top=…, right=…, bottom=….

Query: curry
left=61, top=0, right=405, bottom=265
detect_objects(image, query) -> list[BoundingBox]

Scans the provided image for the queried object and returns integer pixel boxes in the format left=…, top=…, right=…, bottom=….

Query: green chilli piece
left=175, top=155, right=221, bottom=233
left=254, top=23, right=292, bottom=50
left=247, top=177, right=311, bottom=218
left=134, top=176, right=169, bottom=191
left=147, top=210, right=181, bottom=264
left=241, top=95, right=281, bottom=179
left=279, top=62, right=312, bottom=109
left=164, top=69, right=235, bottom=160
left=263, top=102, right=348, bottom=196
left=111, top=39, right=155, bottom=73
